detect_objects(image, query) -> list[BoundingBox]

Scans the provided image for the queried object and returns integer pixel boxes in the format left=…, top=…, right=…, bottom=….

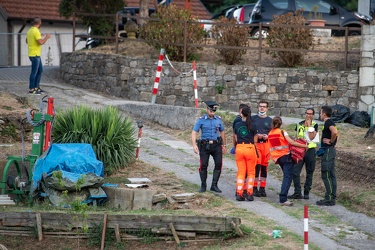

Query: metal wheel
left=251, top=28, right=269, bottom=39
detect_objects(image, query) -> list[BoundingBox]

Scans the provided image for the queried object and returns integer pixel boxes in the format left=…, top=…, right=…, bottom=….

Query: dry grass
left=88, top=36, right=361, bottom=71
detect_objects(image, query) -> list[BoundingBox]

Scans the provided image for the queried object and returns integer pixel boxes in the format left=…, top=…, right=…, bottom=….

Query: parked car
left=233, top=4, right=255, bottom=23
left=211, top=5, right=238, bottom=20
left=204, top=4, right=255, bottom=37
left=249, top=0, right=372, bottom=38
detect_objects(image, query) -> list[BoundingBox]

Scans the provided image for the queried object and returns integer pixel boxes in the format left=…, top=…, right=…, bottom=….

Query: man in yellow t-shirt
left=26, top=17, right=50, bottom=95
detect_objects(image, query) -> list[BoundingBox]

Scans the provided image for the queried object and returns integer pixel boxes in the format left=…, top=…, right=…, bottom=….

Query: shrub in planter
left=266, top=10, right=314, bottom=67
left=140, top=4, right=206, bottom=62
left=211, top=17, right=249, bottom=65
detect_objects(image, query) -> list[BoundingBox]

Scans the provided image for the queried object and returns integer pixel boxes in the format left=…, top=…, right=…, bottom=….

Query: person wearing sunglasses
left=192, top=101, right=226, bottom=193
left=288, top=108, right=319, bottom=200
left=251, top=101, right=272, bottom=197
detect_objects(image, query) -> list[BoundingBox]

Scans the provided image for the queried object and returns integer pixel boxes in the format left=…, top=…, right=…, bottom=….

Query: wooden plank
left=152, top=227, right=195, bottom=238
left=115, top=224, right=121, bottom=243
left=36, top=213, right=43, bottom=241
left=230, top=221, right=243, bottom=237
left=169, top=223, right=180, bottom=244
left=101, top=212, right=107, bottom=250
left=0, top=212, right=240, bottom=233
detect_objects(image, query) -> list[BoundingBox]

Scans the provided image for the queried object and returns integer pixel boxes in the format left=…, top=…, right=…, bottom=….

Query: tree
left=59, top=0, right=124, bottom=36
left=330, top=0, right=357, bottom=11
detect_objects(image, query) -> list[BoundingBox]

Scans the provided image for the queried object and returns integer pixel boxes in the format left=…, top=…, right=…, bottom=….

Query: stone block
left=133, top=189, right=159, bottom=210
left=152, top=193, right=167, bottom=204
left=102, top=186, right=134, bottom=210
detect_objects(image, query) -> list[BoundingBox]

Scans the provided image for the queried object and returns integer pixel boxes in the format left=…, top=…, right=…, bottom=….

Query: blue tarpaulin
left=32, top=143, right=104, bottom=192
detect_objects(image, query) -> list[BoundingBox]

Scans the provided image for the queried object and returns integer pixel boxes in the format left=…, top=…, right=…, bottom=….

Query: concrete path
left=1, top=66, right=375, bottom=249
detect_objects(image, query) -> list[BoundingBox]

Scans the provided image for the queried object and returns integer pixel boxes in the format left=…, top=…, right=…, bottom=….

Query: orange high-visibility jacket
left=268, top=128, right=289, bottom=163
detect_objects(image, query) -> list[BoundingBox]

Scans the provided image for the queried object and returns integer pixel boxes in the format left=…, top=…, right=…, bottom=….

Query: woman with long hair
left=233, top=107, right=258, bottom=201
left=268, top=116, right=308, bottom=206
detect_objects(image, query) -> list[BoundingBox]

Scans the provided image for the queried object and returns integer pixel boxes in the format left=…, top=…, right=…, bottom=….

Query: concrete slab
left=132, top=189, right=159, bottom=210
left=0, top=195, right=15, bottom=205
left=102, top=186, right=134, bottom=210
left=126, top=177, right=151, bottom=184
left=125, top=184, right=149, bottom=188
left=171, top=193, right=195, bottom=201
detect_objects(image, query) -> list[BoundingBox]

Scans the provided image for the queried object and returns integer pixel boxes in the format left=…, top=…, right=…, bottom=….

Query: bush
left=52, top=105, right=137, bottom=175
left=140, top=4, right=206, bottom=62
left=211, top=17, right=249, bottom=65
left=266, top=10, right=314, bottom=67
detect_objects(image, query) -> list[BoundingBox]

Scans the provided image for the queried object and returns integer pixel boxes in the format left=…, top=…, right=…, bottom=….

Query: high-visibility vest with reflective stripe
left=297, top=121, right=317, bottom=149
left=268, top=128, right=289, bottom=163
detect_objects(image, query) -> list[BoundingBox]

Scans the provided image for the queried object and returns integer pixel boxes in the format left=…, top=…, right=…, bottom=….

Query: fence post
left=344, top=27, right=348, bottom=70
left=258, top=23, right=263, bottom=66
left=72, top=13, right=76, bottom=52
left=183, top=20, right=187, bottom=63
left=151, top=48, right=165, bottom=104
left=115, top=13, right=119, bottom=54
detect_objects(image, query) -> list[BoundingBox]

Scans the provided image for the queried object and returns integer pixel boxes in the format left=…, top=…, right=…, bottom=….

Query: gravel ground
left=1, top=66, right=375, bottom=249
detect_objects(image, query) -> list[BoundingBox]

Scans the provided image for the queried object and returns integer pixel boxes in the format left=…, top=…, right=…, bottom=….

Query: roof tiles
left=0, top=0, right=211, bottom=21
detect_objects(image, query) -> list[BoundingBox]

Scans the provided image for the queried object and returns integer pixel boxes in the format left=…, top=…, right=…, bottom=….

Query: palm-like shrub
left=52, top=105, right=137, bottom=175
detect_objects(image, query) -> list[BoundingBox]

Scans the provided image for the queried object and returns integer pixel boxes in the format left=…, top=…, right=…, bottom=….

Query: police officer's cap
left=204, top=101, right=219, bottom=109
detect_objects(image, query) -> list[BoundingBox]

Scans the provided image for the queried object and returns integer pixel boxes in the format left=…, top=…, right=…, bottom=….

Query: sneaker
left=28, top=89, right=41, bottom=95
left=316, top=199, right=335, bottom=206
left=303, top=193, right=309, bottom=199
left=288, top=193, right=303, bottom=199
left=246, top=193, right=254, bottom=201
left=236, top=194, right=245, bottom=201
left=37, top=88, right=46, bottom=93
left=280, top=200, right=293, bottom=206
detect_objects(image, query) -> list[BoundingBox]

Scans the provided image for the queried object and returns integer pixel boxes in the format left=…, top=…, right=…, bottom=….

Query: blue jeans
left=29, top=56, right=43, bottom=90
left=278, top=154, right=294, bottom=203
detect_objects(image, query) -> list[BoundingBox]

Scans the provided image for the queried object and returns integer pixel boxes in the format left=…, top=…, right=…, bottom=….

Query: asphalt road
left=1, top=66, right=375, bottom=249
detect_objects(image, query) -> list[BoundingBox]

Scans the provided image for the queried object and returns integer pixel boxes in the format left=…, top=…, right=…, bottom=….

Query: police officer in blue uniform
left=192, top=101, right=226, bottom=193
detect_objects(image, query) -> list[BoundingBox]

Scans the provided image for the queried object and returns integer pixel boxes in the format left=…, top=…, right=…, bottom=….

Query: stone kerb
left=118, top=102, right=200, bottom=130
left=60, top=51, right=360, bottom=116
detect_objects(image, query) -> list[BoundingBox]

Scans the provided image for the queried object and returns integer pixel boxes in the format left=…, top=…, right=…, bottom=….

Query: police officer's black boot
left=210, top=170, right=222, bottom=193
left=199, top=171, right=207, bottom=193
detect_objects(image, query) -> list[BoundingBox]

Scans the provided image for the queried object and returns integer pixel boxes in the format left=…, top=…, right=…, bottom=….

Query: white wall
left=15, top=23, right=87, bottom=66
left=358, top=0, right=371, bottom=16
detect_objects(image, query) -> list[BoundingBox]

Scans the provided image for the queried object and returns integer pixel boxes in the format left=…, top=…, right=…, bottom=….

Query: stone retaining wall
left=60, top=51, right=359, bottom=116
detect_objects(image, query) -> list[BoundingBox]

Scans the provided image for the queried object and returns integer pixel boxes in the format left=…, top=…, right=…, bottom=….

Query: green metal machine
left=0, top=97, right=54, bottom=201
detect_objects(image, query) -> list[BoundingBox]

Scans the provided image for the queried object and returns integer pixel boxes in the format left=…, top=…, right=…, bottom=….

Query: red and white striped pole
left=304, top=205, right=308, bottom=250
left=193, top=60, right=198, bottom=108
left=151, top=48, right=165, bottom=104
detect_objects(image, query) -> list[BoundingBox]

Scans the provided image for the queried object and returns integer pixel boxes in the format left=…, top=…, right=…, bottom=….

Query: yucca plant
left=52, top=105, right=137, bottom=175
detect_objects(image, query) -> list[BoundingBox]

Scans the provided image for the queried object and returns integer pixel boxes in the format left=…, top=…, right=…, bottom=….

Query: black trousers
left=199, top=143, right=222, bottom=172
left=292, top=147, right=316, bottom=194
left=321, top=147, right=337, bottom=201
